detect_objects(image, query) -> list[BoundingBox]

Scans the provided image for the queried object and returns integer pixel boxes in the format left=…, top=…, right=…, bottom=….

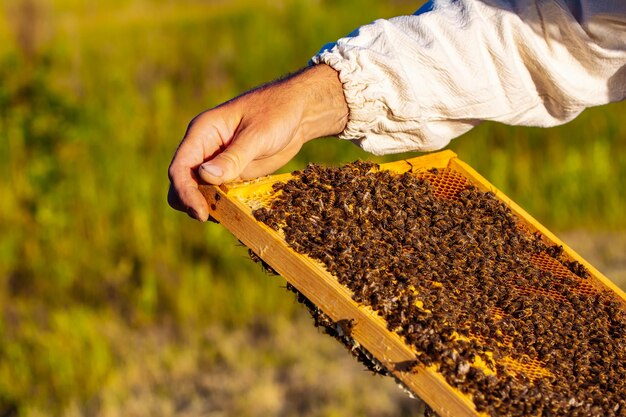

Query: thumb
left=198, top=131, right=260, bottom=184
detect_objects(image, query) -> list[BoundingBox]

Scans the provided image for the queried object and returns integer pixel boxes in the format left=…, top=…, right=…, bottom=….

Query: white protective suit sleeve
left=311, top=0, right=626, bottom=155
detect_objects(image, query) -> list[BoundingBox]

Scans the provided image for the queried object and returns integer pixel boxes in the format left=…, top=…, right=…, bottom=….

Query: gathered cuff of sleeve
left=311, top=47, right=375, bottom=147
left=310, top=18, right=478, bottom=155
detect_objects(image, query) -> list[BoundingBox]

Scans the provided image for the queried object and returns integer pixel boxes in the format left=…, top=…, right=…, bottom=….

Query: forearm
left=235, top=64, right=348, bottom=143
left=312, top=0, right=626, bottom=155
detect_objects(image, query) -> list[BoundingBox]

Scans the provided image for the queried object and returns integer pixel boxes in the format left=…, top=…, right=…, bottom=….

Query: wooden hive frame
left=199, top=150, right=626, bottom=417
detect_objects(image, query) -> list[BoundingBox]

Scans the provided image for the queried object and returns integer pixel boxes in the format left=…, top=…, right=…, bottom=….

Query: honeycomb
left=238, top=166, right=603, bottom=374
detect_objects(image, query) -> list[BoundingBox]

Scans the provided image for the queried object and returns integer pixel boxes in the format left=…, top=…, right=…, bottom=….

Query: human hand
left=168, top=64, right=348, bottom=221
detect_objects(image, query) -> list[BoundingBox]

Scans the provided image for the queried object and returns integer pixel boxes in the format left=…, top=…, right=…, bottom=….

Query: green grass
left=0, top=0, right=625, bottom=415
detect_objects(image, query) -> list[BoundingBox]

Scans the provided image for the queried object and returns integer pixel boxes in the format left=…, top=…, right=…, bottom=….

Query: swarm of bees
left=251, top=161, right=626, bottom=417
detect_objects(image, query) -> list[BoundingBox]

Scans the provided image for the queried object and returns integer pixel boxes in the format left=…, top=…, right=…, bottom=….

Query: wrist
left=291, top=64, right=349, bottom=142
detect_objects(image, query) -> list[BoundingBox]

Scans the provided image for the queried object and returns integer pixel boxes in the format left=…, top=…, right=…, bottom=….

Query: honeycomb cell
left=421, top=168, right=472, bottom=200
left=500, top=355, right=552, bottom=382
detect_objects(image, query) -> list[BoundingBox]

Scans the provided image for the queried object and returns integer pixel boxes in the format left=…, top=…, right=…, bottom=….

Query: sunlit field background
left=1, top=0, right=625, bottom=416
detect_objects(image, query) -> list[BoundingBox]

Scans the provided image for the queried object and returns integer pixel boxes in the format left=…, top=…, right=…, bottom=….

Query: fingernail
left=201, top=163, right=223, bottom=178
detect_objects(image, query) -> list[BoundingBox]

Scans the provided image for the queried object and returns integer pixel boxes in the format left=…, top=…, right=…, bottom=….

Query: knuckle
left=187, top=111, right=210, bottom=131
left=187, top=112, right=203, bottom=129
left=186, top=117, right=199, bottom=132
left=168, top=164, right=176, bottom=182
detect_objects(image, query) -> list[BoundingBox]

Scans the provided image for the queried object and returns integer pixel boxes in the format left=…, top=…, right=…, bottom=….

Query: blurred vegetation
left=0, top=0, right=624, bottom=415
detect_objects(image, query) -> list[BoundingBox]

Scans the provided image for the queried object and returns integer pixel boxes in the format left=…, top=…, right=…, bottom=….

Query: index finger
left=168, top=111, right=235, bottom=221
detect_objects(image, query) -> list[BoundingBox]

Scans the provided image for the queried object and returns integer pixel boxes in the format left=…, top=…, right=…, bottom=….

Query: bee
left=336, top=318, right=356, bottom=338
left=249, top=160, right=626, bottom=416
left=247, top=249, right=278, bottom=276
